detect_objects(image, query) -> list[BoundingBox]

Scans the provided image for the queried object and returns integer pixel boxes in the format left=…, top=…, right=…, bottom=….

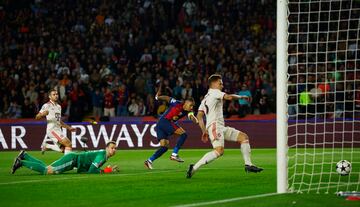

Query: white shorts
left=47, top=129, right=66, bottom=144
left=104, top=107, right=115, bottom=117
left=207, top=122, right=240, bottom=148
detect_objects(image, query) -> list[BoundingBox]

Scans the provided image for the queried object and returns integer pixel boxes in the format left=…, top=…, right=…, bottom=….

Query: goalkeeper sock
left=45, top=143, right=62, bottom=152
left=193, top=150, right=220, bottom=171
left=21, top=160, right=48, bottom=175
left=149, top=146, right=168, bottom=162
left=24, top=153, right=46, bottom=165
left=173, top=133, right=188, bottom=155
left=241, top=143, right=253, bottom=166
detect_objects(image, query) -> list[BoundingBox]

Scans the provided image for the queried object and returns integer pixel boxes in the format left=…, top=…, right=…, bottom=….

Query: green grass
left=0, top=149, right=358, bottom=207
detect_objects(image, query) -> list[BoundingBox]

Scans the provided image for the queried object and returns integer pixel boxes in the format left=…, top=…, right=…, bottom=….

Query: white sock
left=171, top=153, right=177, bottom=156
left=193, top=150, right=219, bottom=171
left=46, top=144, right=62, bottom=152
left=64, top=147, right=72, bottom=155
left=241, top=143, right=252, bottom=166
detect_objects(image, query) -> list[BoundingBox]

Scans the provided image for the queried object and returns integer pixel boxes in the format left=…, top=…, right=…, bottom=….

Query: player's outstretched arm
left=197, top=111, right=208, bottom=143
left=155, top=83, right=171, bottom=102
left=155, top=95, right=171, bottom=102
left=88, top=154, right=107, bottom=174
left=60, top=120, right=76, bottom=132
left=223, top=94, right=250, bottom=101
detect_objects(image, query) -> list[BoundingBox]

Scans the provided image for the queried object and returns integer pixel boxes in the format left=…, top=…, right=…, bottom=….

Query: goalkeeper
left=11, top=141, right=118, bottom=174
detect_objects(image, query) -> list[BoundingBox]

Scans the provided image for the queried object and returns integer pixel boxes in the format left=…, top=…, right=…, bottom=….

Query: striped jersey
left=161, top=98, right=189, bottom=122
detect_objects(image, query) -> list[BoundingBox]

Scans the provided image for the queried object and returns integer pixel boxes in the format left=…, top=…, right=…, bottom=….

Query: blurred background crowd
left=0, top=0, right=277, bottom=121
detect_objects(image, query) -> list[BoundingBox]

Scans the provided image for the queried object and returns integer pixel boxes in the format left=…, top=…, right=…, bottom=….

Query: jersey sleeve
left=169, top=98, right=179, bottom=106
left=214, top=90, right=226, bottom=100
left=87, top=153, right=107, bottom=174
left=198, top=100, right=206, bottom=112
left=39, top=103, right=49, bottom=113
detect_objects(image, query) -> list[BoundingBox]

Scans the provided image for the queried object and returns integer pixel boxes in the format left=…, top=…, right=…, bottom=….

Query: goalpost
left=277, top=0, right=360, bottom=194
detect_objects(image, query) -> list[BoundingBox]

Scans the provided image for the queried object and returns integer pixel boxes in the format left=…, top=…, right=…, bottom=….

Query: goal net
left=284, top=0, right=360, bottom=193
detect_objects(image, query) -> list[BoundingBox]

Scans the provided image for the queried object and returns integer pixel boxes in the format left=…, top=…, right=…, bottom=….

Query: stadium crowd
left=287, top=1, right=360, bottom=119
left=0, top=0, right=277, bottom=121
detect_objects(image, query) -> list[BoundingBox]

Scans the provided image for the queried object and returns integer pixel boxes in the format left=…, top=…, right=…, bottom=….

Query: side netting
left=286, top=0, right=360, bottom=193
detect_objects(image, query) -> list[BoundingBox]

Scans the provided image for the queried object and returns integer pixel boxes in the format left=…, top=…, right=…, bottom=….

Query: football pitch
left=0, top=149, right=358, bottom=207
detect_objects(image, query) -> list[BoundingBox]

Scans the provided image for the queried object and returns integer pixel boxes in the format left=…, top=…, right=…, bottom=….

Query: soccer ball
left=336, top=160, right=351, bottom=176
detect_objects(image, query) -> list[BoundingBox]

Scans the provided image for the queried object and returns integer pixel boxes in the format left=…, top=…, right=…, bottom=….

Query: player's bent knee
left=237, top=132, right=249, bottom=144
left=159, top=139, right=169, bottom=147
left=61, top=138, right=72, bottom=147
left=214, top=147, right=224, bottom=156
left=175, top=129, right=184, bottom=135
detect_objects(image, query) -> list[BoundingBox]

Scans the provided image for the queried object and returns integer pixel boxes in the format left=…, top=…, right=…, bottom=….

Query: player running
left=36, top=89, right=76, bottom=154
left=187, top=74, right=263, bottom=178
left=144, top=84, right=198, bottom=169
left=11, top=141, right=118, bottom=174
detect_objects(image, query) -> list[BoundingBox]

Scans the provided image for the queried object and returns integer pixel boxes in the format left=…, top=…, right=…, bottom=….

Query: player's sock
left=46, top=143, right=62, bottom=152
left=21, top=160, right=47, bottom=174
left=241, top=142, right=253, bottom=166
left=24, top=153, right=46, bottom=165
left=172, top=133, right=188, bottom=155
left=149, top=146, right=168, bottom=162
left=64, top=147, right=72, bottom=155
left=193, top=150, right=220, bottom=171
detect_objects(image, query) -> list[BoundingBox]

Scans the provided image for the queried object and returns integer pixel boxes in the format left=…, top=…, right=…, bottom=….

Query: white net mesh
left=287, top=0, right=360, bottom=193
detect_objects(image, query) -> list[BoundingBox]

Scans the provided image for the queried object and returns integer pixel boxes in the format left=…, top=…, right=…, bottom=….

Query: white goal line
left=171, top=192, right=280, bottom=207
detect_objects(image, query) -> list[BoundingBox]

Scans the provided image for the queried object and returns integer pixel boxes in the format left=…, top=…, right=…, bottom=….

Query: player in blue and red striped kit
left=144, top=86, right=198, bottom=169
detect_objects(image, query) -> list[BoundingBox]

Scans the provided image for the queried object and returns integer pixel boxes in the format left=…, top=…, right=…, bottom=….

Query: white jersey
left=39, top=101, right=62, bottom=133
left=198, top=88, right=225, bottom=129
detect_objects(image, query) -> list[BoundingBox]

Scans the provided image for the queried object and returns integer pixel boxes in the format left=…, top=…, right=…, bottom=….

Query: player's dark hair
left=48, top=88, right=57, bottom=95
left=185, top=97, right=195, bottom=103
left=208, top=74, right=222, bottom=85
left=106, top=141, right=116, bottom=147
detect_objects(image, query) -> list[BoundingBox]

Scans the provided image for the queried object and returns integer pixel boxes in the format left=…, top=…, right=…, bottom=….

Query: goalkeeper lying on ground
left=11, top=141, right=118, bottom=174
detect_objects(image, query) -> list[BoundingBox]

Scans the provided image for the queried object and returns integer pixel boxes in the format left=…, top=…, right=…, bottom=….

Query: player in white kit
left=187, top=74, right=263, bottom=178
left=35, top=89, right=75, bottom=154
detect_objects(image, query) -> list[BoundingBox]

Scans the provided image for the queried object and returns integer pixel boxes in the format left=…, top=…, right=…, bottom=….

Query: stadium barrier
left=0, top=117, right=276, bottom=150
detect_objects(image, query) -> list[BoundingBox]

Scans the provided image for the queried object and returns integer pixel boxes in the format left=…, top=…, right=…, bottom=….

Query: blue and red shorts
left=155, top=118, right=180, bottom=140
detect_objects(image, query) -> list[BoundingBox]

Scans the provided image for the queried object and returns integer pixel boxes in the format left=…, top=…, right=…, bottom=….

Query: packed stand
left=0, top=0, right=276, bottom=121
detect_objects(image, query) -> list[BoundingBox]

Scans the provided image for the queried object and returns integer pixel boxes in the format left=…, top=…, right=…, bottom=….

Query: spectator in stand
left=21, top=97, right=36, bottom=118
left=116, top=84, right=128, bottom=116
left=128, top=98, right=140, bottom=116
left=335, top=83, right=345, bottom=118
left=237, top=84, right=252, bottom=117
left=172, top=80, right=183, bottom=100
left=181, top=82, right=193, bottom=100
left=0, top=0, right=278, bottom=119
left=92, top=88, right=104, bottom=121
left=355, top=84, right=360, bottom=118
left=299, top=86, right=314, bottom=119
left=345, top=83, right=354, bottom=118
left=138, top=99, right=147, bottom=116
left=256, top=89, right=269, bottom=114
left=68, top=82, right=85, bottom=122
left=103, top=87, right=115, bottom=118
left=6, top=101, right=22, bottom=119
